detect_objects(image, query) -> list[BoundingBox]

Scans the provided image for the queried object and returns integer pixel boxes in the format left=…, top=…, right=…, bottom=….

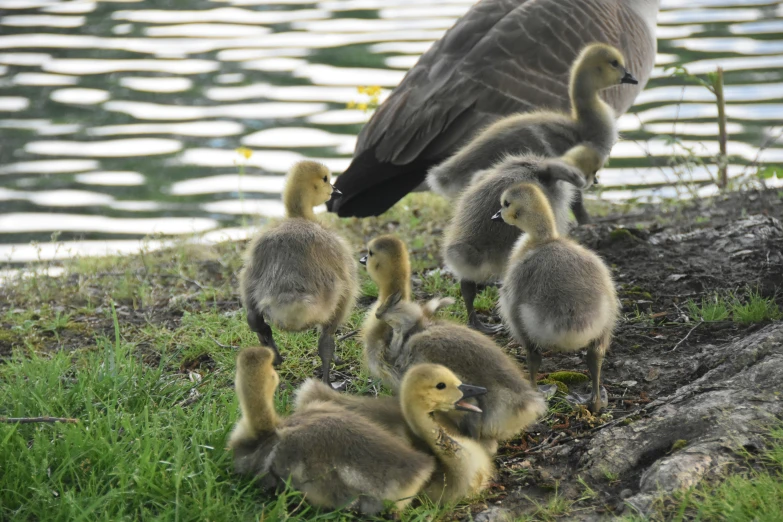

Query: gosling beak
left=491, top=209, right=504, bottom=222
left=359, top=255, right=367, bottom=266
left=593, top=176, right=600, bottom=186
left=455, top=383, right=487, bottom=413
left=621, top=70, right=638, bottom=85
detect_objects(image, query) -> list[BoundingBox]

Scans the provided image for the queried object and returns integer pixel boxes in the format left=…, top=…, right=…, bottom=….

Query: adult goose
left=328, top=0, right=659, bottom=218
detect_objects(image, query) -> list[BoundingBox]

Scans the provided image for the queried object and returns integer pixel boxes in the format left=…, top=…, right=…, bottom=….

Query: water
left=1, top=0, right=782, bottom=263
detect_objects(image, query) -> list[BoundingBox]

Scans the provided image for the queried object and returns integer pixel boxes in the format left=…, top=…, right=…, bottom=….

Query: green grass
left=730, top=289, right=782, bottom=324
left=0, top=193, right=481, bottom=521
left=686, top=289, right=781, bottom=324
left=0, top=301, right=455, bottom=521
left=686, top=295, right=730, bottom=322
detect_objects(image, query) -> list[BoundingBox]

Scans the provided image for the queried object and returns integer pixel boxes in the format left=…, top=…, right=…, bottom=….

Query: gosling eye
left=503, top=200, right=510, bottom=208
left=322, top=175, right=328, bottom=182
left=368, top=250, right=373, bottom=257
left=610, top=59, right=619, bottom=68
left=436, top=382, right=446, bottom=390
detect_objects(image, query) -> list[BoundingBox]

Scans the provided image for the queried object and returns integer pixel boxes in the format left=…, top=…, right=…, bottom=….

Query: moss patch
left=548, top=371, right=590, bottom=385
left=538, top=378, right=569, bottom=394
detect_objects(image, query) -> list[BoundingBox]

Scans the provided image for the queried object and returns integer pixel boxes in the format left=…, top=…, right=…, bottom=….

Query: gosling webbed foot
left=565, top=386, right=608, bottom=413
left=254, top=332, right=284, bottom=366
left=467, top=315, right=503, bottom=335
left=537, top=384, right=558, bottom=399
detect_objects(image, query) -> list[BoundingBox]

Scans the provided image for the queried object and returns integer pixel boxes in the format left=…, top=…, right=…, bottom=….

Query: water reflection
left=0, top=0, right=782, bottom=263
left=119, top=76, right=192, bottom=93
left=51, top=87, right=110, bottom=104
left=74, top=171, right=145, bottom=186
left=25, top=137, right=183, bottom=157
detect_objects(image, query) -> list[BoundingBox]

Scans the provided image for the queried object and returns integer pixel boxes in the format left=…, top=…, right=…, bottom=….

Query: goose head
left=492, top=182, right=557, bottom=239
left=573, top=43, right=638, bottom=92
left=283, top=160, right=340, bottom=215
left=360, top=235, right=410, bottom=291
left=401, top=363, right=487, bottom=414
left=559, top=144, right=605, bottom=187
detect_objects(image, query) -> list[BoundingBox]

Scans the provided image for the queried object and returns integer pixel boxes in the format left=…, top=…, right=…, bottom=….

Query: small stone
left=620, top=488, right=633, bottom=499
left=645, top=367, right=661, bottom=381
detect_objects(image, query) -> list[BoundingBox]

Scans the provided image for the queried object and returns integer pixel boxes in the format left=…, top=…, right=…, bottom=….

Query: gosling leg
left=586, top=335, right=609, bottom=413
left=460, top=279, right=501, bottom=335
left=571, top=191, right=591, bottom=225
left=526, top=344, right=542, bottom=388
left=317, top=323, right=339, bottom=386
left=246, top=306, right=283, bottom=366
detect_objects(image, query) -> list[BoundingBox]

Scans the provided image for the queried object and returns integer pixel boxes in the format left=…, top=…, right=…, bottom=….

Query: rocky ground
left=1, top=189, right=782, bottom=521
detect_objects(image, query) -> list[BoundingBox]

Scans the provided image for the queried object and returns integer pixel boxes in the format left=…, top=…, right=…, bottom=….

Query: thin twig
left=207, top=332, right=237, bottom=349
left=668, top=321, right=702, bottom=353
left=0, top=416, right=78, bottom=424
left=337, top=329, right=359, bottom=342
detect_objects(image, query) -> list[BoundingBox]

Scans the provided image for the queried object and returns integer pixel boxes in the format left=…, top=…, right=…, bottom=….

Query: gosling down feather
left=229, top=346, right=435, bottom=515
left=495, top=183, right=619, bottom=413
left=329, top=0, right=659, bottom=217
left=240, top=160, right=358, bottom=385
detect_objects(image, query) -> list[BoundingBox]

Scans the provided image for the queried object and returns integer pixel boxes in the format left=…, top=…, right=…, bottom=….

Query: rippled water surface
left=1, top=0, right=782, bottom=262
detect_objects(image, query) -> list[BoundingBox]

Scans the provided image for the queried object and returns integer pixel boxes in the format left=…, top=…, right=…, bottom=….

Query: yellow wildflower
left=346, top=101, right=356, bottom=109
left=357, top=102, right=368, bottom=112
left=357, top=86, right=366, bottom=94
left=365, top=85, right=381, bottom=96
left=236, top=147, right=253, bottom=160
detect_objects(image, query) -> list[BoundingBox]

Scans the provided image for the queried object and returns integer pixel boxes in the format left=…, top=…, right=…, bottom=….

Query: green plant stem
left=715, top=66, right=728, bottom=189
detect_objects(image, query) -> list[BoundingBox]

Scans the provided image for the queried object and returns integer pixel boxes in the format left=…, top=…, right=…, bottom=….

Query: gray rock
left=581, top=323, right=783, bottom=515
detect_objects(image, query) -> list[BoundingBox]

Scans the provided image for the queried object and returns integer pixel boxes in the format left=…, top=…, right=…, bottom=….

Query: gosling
left=229, top=346, right=435, bottom=515
left=294, top=364, right=494, bottom=504
left=359, top=235, right=413, bottom=386
left=444, top=144, right=603, bottom=333
left=495, top=183, right=619, bottom=412
left=240, top=160, right=358, bottom=385
left=361, top=238, right=546, bottom=449
left=427, top=42, right=636, bottom=223
left=401, top=364, right=495, bottom=503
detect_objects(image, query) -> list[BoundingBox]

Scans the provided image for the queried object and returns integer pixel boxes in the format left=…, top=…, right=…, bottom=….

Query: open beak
left=621, top=70, right=638, bottom=85
left=491, top=209, right=504, bottom=222
left=455, top=383, right=487, bottom=413
left=359, top=255, right=367, bottom=266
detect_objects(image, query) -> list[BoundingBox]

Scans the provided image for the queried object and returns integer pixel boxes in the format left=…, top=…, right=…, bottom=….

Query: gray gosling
left=444, top=144, right=603, bottom=334
left=494, top=183, right=619, bottom=412
left=240, top=160, right=358, bottom=385
left=228, top=346, right=436, bottom=515
left=361, top=237, right=546, bottom=450
left=427, top=42, right=637, bottom=223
